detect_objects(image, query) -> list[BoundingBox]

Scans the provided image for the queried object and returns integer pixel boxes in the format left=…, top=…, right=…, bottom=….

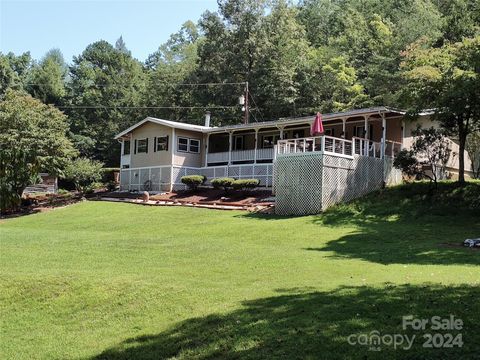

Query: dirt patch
left=102, top=188, right=274, bottom=207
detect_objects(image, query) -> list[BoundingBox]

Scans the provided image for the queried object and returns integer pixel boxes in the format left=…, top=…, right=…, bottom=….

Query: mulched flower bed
left=101, top=188, right=274, bottom=207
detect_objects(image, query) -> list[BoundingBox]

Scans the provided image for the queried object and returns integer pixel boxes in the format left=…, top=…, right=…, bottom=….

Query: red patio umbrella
left=311, top=112, right=324, bottom=136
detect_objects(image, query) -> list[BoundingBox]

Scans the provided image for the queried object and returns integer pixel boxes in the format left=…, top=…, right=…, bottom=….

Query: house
left=114, top=106, right=473, bottom=213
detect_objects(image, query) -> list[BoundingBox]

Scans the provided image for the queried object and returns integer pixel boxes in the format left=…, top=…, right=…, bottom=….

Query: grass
left=0, top=182, right=479, bottom=359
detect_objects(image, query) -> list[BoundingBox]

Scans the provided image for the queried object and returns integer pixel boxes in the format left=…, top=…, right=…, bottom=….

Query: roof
left=114, top=106, right=407, bottom=139
left=114, top=117, right=212, bottom=139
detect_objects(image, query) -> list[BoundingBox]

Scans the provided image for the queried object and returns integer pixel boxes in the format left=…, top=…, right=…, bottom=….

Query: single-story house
left=114, top=106, right=473, bottom=193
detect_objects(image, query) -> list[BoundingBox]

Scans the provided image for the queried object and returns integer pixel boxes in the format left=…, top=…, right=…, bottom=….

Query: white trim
left=177, top=136, right=189, bottom=153
left=115, top=108, right=410, bottom=140
left=170, top=128, right=176, bottom=192
left=189, top=138, right=200, bottom=153
left=115, top=117, right=211, bottom=139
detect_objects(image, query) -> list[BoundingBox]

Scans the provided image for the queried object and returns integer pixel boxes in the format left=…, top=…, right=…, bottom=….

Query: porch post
left=401, top=120, right=406, bottom=150
left=254, top=128, right=259, bottom=164
left=342, top=117, right=346, bottom=137
left=364, top=115, right=369, bottom=156
left=278, top=126, right=284, bottom=139
left=170, top=128, right=176, bottom=192
left=205, top=133, right=210, bottom=167
left=381, top=113, right=386, bottom=159
left=228, top=131, right=233, bottom=165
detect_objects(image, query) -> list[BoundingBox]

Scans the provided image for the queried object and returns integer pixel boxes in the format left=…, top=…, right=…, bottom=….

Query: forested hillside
left=1, top=0, right=479, bottom=165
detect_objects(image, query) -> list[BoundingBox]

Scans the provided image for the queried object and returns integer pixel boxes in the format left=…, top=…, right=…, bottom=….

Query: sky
left=0, top=0, right=219, bottom=63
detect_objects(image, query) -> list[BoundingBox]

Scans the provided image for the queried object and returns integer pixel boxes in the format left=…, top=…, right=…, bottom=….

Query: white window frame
left=177, top=137, right=189, bottom=152
left=177, top=137, right=200, bottom=153
left=136, top=138, right=148, bottom=153
left=156, top=136, right=169, bottom=152
left=189, top=138, right=200, bottom=153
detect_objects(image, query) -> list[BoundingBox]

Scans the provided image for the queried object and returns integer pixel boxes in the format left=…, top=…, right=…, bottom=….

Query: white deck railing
left=207, top=147, right=274, bottom=164
left=277, top=136, right=402, bottom=159
left=277, top=136, right=354, bottom=158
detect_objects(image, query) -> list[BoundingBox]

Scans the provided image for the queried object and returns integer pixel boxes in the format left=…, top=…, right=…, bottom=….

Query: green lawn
left=1, top=183, right=479, bottom=359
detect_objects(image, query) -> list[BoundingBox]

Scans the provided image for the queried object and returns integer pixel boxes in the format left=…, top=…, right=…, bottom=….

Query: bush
left=62, top=158, right=104, bottom=193
left=181, top=175, right=207, bottom=191
left=106, top=181, right=117, bottom=192
left=232, top=179, right=260, bottom=191
left=393, top=149, right=419, bottom=181
left=211, top=177, right=235, bottom=191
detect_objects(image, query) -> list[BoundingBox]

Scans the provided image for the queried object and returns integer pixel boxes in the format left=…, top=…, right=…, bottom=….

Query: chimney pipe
left=204, top=111, right=211, bottom=127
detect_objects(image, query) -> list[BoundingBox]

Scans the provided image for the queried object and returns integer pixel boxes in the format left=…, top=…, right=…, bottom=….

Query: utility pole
left=244, top=81, right=249, bottom=124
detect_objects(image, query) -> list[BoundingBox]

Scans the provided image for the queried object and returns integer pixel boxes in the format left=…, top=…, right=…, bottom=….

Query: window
left=234, top=136, right=244, bottom=151
left=178, top=137, right=200, bottom=153
left=354, top=125, right=373, bottom=138
left=135, top=138, right=148, bottom=153
left=262, top=135, right=280, bottom=148
left=155, top=136, right=169, bottom=152
left=178, top=137, right=188, bottom=152
left=189, top=139, right=200, bottom=153
left=123, top=140, right=131, bottom=155
left=324, top=128, right=334, bottom=137
left=292, top=129, right=305, bottom=139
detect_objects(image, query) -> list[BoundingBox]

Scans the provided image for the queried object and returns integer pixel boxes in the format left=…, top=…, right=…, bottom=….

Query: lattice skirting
left=119, top=164, right=274, bottom=192
left=274, top=153, right=400, bottom=215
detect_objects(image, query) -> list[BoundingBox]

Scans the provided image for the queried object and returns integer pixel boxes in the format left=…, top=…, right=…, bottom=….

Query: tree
left=27, top=49, right=67, bottom=105
left=115, top=36, right=131, bottom=55
left=255, top=1, right=310, bottom=119
left=297, top=51, right=369, bottom=114
left=0, top=52, right=33, bottom=96
left=394, top=127, right=452, bottom=186
left=400, top=35, right=480, bottom=183
left=145, top=21, right=201, bottom=121
left=0, top=90, right=76, bottom=213
left=67, top=40, right=147, bottom=164
left=62, top=158, right=104, bottom=193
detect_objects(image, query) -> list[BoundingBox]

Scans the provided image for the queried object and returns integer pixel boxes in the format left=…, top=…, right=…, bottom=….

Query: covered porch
left=204, top=109, right=405, bottom=166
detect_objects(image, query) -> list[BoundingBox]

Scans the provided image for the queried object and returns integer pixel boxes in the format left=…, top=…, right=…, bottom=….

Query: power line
left=24, top=81, right=247, bottom=88
left=56, top=105, right=240, bottom=110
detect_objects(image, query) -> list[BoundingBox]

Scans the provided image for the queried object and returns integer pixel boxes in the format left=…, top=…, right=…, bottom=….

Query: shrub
left=181, top=175, right=207, bottom=191
left=232, top=179, right=260, bottom=191
left=211, top=177, right=235, bottom=191
left=62, top=158, right=104, bottom=193
left=393, top=149, right=419, bottom=181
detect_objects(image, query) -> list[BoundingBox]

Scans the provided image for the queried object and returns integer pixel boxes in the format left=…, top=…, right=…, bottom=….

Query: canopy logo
left=347, top=315, right=463, bottom=351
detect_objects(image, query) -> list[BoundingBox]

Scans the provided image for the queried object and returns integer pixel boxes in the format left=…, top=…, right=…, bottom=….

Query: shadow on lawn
left=90, top=284, right=479, bottom=360
left=242, top=183, right=480, bottom=265
left=307, top=183, right=480, bottom=266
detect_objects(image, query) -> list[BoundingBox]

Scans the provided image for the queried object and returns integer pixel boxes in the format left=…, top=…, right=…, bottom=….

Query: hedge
left=211, top=177, right=235, bottom=191
left=232, top=179, right=260, bottom=191
left=181, top=175, right=207, bottom=190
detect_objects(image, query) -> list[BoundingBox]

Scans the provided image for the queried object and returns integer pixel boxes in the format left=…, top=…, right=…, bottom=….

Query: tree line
left=1, top=0, right=479, bottom=173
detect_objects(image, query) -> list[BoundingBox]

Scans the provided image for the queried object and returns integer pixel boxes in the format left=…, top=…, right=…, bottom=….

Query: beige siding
left=129, top=122, right=173, bottom=168
left=174, top=129, right=204, bottom=167
left=403, top=116, right=473, bottom=178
